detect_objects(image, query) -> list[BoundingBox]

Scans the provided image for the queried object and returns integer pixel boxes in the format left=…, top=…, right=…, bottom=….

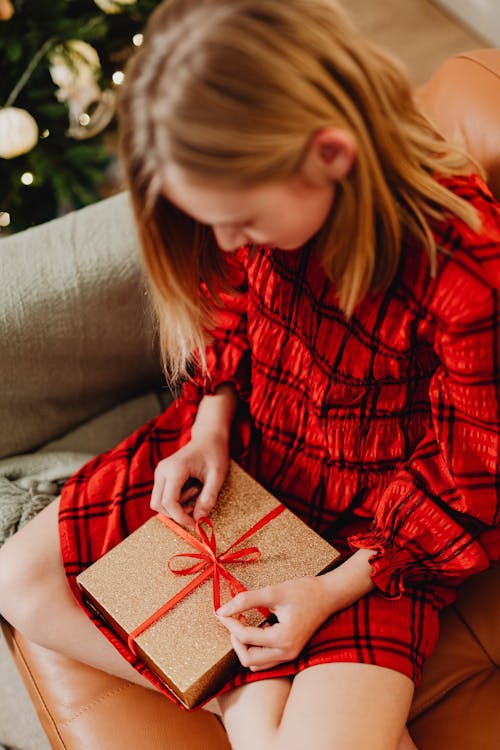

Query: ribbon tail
left=223, top=505, right=285, bottom=554
left=128, top=566, right=213, bottom=654
left=217, top=567, right=272, bottom=620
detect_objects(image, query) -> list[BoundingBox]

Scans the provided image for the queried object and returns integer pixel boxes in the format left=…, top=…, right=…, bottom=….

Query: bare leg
left=399, top=727, right=418, bottom=750
left=0, top=498, right=158, bottom=692
left=0, top=499, right=420, bottom=741
left=218, top=662, right=416, bottom=750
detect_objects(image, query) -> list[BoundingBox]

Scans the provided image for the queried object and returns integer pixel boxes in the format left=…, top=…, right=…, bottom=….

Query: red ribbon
left=127, top=505, right=285, bottom=655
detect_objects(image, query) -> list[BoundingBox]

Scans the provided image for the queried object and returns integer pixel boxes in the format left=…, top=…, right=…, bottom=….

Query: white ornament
left=48, top=40, right=115, bottom=140
left=93, top=0, right=136, bottom=14
left=0, top=107, right=39, bottom=159
left=66, top=87, right=116, bottom=141
left=49, top=40, right=101, bottom=92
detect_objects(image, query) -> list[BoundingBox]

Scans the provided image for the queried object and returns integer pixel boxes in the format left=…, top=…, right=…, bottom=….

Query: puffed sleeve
left=181, top=247, right=251, bottom=404
left=350, top=231, right=500, bottom=598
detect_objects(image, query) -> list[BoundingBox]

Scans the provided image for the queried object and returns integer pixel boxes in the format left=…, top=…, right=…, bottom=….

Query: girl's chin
left=275, top=243, right=305, bottom=252
left=255, top=242, right=303, bottom=251
left=250, top=241, right=304, bottom=252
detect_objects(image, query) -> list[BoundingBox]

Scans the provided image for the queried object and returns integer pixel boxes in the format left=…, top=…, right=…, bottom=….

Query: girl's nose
left=212, top=225, right=247, bottom=252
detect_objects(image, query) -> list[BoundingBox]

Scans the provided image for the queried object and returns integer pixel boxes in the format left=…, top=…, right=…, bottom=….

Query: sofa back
left=0, top=192, right=162, bottom=458
left=418, top=49, right=500, bottom=200
left=2, top=49, right=499, bottom=459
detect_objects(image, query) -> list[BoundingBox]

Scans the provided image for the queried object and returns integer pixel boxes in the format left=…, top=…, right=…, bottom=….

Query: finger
left=180, top=499, right=196, bottom=518
left=179, top=484, right=202, bottom=504
left=181, top=477, right=203, bottom=495
left=248, top=657, right=284, bottom=672
left=164, top=497, right=196, bottom=530
left=217, top=615, right=274, bottom=647
left=150, top=474, right=166, bottom=512
left=216, top=588, right=276, bottom=617
left=241, top=644, right=286, bottom=670
left=179, top=480, right=202, bottom=518
left=160, top=470, right=197, bottom=529
left=230, top=632, right=252, bottom=668
left=192, top=470, right=222, bottom=521
left=229, top=633, right=284, bottom=671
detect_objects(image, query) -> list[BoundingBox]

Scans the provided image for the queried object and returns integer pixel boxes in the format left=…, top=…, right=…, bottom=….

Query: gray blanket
left=0, top=451, right=92, bottom=546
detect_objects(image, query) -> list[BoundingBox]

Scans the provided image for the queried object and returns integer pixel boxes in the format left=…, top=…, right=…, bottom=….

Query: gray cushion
left=0, top=192, right=163, bottom=458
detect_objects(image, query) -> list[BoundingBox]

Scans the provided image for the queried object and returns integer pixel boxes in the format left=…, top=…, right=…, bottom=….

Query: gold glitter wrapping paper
left=76, top=460, right=340, bottom=709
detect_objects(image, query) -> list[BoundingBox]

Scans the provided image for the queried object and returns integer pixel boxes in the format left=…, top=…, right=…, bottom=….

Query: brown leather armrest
left=409, top=564, right=500, bottom=750
left=417, top=49, right=500, bottom=200
left=4, top=564, right=500, bottom=750
left=1, top=618, right=230, bottom=750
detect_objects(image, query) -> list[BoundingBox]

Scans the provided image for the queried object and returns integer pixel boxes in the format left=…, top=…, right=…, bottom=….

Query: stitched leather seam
left=453, top=606, right=497, bottom=667
left=59, top=681, right=136, bottom=727
left=410, top=598, right=496, bottom=719
left=409, top=665, right=494, bottom=719
left=454, top=53, right=500, bottom=81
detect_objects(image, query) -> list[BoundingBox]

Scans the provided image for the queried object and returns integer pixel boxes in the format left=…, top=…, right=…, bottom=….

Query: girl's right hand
left=149, top=432, right=230, bottom=529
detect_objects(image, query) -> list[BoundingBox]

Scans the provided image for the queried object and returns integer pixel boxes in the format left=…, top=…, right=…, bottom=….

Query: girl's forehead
left=162, top=166, right=288, bottom=223
left=163, top=177, right=253, bottom=224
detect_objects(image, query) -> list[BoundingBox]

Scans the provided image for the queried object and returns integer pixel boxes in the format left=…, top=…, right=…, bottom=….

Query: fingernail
left=216, top=606, right=228, bottom=616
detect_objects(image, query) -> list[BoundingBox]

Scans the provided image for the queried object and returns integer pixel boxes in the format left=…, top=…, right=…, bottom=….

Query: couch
left=1, top=49, right=499, bottom=750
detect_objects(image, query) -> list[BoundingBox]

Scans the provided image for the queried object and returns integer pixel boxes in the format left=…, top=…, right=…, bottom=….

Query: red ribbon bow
left=127, top=505, right=285, bottom=655
left=166, top=516, right=262, bottom=609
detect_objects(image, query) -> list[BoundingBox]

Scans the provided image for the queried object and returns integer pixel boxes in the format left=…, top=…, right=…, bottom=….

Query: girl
left=1, top=1, right=500, bottom=749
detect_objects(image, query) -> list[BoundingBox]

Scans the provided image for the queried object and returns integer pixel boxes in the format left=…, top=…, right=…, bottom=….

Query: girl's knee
left=0, top=534, right=37, bottom=622
left=0, top=523, right=60, bottom=635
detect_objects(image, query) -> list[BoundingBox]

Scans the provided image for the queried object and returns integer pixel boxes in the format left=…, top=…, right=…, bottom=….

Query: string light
left=112, top=70, right=125, bottom=85
left=132, top=33, right=143, bottom=47
left=21, top=172, right=34, bottom=186
left=0, top=212, right=11, bottom=228
left=41, top=129, right=50, bottom=139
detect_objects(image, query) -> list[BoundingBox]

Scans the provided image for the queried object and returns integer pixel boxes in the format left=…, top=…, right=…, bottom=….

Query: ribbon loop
left=165, top=516, right=262, bottom=611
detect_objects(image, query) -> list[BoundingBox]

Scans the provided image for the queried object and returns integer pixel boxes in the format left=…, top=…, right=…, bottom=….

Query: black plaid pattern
left=59, top=174, right=500, bottom=708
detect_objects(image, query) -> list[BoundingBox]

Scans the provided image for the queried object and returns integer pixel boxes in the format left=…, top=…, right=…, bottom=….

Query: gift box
left=76, top=460, right=340, bottom=709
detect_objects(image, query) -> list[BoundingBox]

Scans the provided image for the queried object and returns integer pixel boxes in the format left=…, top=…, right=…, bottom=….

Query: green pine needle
left=1, top=0, right=160, bottom=233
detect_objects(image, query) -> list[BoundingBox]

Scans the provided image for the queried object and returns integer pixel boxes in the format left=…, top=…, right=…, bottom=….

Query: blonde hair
left=118, top=0, right=481, bottom=387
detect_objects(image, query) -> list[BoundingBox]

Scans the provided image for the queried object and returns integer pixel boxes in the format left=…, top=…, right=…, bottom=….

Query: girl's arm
left=318, top=547, right=375, bottom=608
left=216, top=549, right=375, bottom=671
left=349, top=223, right=500, bottom=599
left=150, top=383, right=237, bottom=526
left=152, top=249, right=249, bottom=525
left=181, top=247, right=251, bottom=406
left=191, top=383, right=238, bottom=444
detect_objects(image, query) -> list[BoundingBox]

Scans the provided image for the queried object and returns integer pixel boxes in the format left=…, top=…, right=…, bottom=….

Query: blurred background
left=0, top=2, right=497, bottom=750
left=0, top=0, right=494, bottom=235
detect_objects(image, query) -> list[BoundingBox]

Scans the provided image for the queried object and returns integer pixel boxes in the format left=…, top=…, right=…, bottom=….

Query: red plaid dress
left=59, top=174, right=500, bottom=707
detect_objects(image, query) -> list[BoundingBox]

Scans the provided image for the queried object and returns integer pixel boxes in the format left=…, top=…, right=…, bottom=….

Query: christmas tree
left=0, top=0, right=159, bottom=233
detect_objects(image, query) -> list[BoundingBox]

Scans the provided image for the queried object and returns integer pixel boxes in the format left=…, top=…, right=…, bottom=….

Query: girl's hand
left=216, top=576, right=333, bottom=671
left=150, top=432, right=229, bottom=529
left=217, top=549, right=376, bottom=670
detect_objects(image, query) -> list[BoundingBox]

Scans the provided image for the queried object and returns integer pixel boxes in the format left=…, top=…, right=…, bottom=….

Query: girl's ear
left=300, top=127, right=357, bottom=185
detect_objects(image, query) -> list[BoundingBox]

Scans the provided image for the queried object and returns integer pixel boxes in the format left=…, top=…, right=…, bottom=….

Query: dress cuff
left=181, top=349, right=251, bottom=405
left=348, top=530, right=417, bottom=599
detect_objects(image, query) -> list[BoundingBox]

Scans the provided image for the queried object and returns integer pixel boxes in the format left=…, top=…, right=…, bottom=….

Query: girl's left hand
left=215, top=576, right=331, bottom=671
